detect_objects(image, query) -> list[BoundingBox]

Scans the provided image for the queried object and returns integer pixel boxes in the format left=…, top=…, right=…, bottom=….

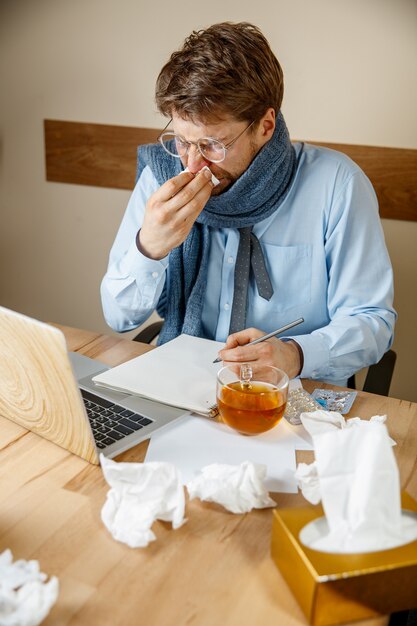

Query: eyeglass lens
left=159, top=132, right=226, bottom=163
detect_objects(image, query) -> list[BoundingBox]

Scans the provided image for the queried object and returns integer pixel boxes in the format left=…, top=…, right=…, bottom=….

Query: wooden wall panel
left=44, top=119, right=159, bottom=190
left=313, top=141, right=417, bottom=222
left=44, top=119, right=417, bottom=221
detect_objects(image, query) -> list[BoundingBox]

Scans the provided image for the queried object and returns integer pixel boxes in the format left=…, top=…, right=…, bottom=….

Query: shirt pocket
left=252, top=243, right=312, bottom=314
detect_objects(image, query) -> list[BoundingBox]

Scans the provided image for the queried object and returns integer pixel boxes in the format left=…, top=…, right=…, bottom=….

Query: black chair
left=133, top=320, right=163, bottom=345
left=389, top=609, right=417, bottom=626
left=347, top=349, right=397, bottom=396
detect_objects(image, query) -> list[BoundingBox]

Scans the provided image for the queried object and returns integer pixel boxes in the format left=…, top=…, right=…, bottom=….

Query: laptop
left=0, top=306, right=188, bottom=464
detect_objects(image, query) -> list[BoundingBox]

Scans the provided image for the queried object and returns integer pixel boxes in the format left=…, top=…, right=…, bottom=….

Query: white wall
left=1, top=0, right=416, bottom=400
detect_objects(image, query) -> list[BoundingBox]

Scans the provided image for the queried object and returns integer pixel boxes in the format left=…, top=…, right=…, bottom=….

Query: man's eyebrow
left=177, top=129, right=230, bottom=143
left=207, top=132, right=229, bottom=143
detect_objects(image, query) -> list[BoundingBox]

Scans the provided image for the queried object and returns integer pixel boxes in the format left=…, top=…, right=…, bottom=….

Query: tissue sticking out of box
left=0, top=549, right=59, bottom=626
left=187, top=461, right=276, bottom=514
left=183, top=166, right=220, bottom=187
left=296, top=419, right=417, bottom=553
left=100, top=455, right=186, bottom=548
left=300, top=410, right=396, bottom=445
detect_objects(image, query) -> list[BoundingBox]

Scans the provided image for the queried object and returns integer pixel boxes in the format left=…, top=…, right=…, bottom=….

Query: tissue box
left=271, top=492, right=417, bottom=626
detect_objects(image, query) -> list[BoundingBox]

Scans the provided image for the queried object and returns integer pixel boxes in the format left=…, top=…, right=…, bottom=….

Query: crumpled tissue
left=100, top=455, right=186, bottom=548
left=294, top=462, right=321, bottom=505
left=0, top=549, right=58, bottom=626
left=187, top=461, right=276, bottom=514
left=296, top=420, right=417, bottom=553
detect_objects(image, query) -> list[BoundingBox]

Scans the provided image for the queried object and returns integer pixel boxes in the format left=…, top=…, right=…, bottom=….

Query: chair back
left=348, top=349, right=397, bottom=396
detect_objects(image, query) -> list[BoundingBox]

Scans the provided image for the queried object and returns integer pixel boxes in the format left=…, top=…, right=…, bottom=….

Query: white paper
left=93, top=334, right=223, bottom=415
left=145, top=414, right=299, bottom=493
left=187, top=462, right=276, bottom=513
left=0, top=550, right=58, bottom=626
left=100, top=455, right=186, bottom=548
left=285, top=422, right=313, bottom=451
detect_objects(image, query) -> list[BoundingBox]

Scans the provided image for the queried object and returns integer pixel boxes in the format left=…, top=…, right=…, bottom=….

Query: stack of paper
left=93, top=334, right=222, bottom=416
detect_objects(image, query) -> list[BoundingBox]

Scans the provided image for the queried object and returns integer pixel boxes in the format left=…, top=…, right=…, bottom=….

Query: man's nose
left=186, top=145, right=211, bottom=174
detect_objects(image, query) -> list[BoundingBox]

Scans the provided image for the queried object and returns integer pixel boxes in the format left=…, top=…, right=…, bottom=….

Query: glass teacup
left=216, top=363, right=289, bottom=435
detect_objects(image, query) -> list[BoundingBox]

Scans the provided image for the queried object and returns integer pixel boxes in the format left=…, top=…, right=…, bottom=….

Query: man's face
left=171, top=113, right=266, bottom=196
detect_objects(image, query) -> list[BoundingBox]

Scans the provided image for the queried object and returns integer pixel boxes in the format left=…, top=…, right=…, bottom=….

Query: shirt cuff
left=286, top=333, right=330, bottom=380
left=291, top=340, right=304, bottom=377
left=121, top=238, right=169, bottom=282
left=116, top=239, right=169, bottom=309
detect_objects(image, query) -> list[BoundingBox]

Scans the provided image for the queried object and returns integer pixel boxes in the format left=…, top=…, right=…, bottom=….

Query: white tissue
left=295, top=462, right=320, bottom=505
left=187, top=461, right=276, bottom=514
left=100, top=455, right=186, bottom=548
left=300, top=410, right=396, bottom=445
left=296, top=411, right=396, bottom=504
left=183, top=166, right=220, bottom=186
left=0, top=550, right=58, bottom=626
left=297, top=421, right=417, bottom=553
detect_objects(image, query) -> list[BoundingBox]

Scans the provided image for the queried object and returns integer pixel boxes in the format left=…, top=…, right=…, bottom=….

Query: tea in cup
left=216, top=364, right=289, bottom=435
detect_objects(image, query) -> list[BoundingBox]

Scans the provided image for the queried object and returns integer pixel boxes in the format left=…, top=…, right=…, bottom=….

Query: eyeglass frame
left=157, top=118, right=255, bottom=163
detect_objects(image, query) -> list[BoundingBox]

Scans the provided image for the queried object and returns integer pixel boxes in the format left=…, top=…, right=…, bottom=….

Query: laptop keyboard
left=80, top=388, right=154, bottom=449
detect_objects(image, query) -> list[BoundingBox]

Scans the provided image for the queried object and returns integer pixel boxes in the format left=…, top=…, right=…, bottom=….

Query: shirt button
left=224, top=303, right=230, bottom=311
left=227, top=256, right=234, bottom=264
left=151, top=271, right=158, bottom=279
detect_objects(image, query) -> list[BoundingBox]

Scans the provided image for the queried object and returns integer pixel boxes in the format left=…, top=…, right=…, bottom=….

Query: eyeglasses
left=157, top=119, right=255, bottom=163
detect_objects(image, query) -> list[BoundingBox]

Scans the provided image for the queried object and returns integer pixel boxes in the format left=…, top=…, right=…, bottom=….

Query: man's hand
left=218, top=328, right=302, bottom=379
left=138, top=168, right=213, bottom=260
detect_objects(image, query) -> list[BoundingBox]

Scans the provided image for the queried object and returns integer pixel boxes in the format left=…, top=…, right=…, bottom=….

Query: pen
left=213, top=317, right=304, bottom=363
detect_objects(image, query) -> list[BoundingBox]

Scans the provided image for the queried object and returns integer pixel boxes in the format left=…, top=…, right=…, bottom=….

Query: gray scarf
left=136, top=112, right=296, bottom=344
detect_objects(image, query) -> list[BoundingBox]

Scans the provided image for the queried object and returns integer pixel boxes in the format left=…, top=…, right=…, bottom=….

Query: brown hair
left=155, top=22, right=284, bottom=124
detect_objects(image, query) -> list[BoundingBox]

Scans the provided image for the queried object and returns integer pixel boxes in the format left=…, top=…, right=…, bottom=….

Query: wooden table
left=1, top=325, right=416, bottom=626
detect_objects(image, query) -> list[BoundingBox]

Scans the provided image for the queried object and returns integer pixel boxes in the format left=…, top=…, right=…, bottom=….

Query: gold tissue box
left=271, top=492, right=417, bottom=626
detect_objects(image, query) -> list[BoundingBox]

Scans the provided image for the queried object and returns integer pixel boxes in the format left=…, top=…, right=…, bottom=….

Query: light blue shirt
left=101, top=143, right=396, bottom=385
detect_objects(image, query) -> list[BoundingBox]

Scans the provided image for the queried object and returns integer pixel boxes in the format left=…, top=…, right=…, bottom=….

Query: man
left=101, top=22, right=396, bottom=385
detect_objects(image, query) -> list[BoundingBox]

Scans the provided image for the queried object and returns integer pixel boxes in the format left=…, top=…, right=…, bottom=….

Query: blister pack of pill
left=284, top=388, right=322, bottom=426
left=311, top=389, right=357, bottom=414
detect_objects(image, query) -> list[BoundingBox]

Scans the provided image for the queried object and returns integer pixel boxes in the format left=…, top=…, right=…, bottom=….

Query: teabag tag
left=240, top=363, right=253, bottom=390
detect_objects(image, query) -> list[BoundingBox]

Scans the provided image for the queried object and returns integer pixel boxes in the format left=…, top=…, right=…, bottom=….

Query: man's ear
left=258, top=107, right=276, bottom=141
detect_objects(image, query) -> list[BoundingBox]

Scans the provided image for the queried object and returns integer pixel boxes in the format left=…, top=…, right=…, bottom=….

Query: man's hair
left=155, top=22, right=284, bottom=123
